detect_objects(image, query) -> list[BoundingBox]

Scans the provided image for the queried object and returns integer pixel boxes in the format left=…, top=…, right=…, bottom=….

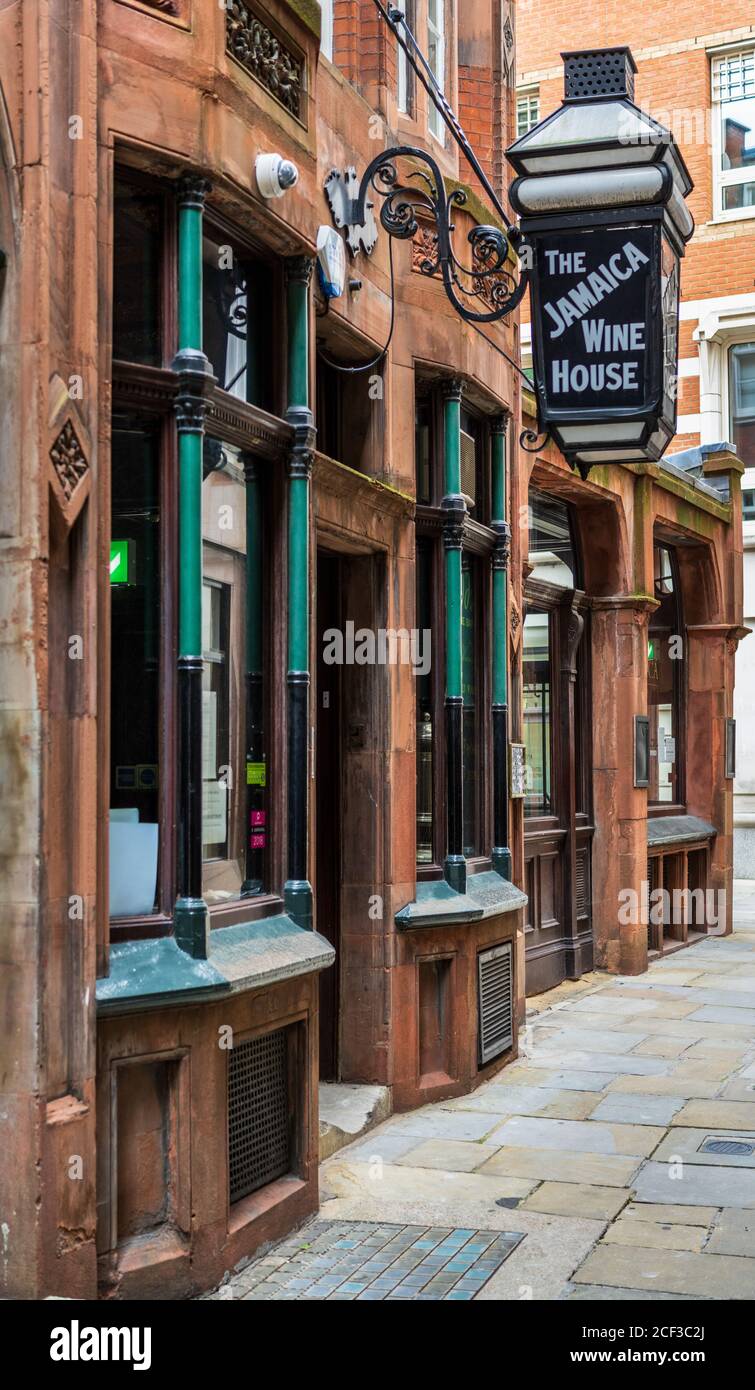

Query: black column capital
left=441, top=375, right=464, bottom=404
left=176, top=174, right=211, bottom=209
left=285, top=254, right=316, bottom=288
left=491, top=411, right=511, bottom=436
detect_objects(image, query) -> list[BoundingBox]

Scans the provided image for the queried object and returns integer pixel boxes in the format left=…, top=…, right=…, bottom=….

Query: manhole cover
left=699, top=1137, right=755, bottom=1156
left=239, top=1221, right=524, bottom=1300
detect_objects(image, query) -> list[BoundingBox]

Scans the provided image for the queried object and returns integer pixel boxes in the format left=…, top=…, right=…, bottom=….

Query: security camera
left=255, top=152, right=299, bottom=200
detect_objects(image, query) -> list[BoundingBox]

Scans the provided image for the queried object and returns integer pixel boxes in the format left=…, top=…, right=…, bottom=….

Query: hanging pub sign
left=507, top=46, right=694, bottom=478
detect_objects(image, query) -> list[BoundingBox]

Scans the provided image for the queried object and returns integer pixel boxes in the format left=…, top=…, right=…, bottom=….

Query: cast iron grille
left=564, top=48, right=635, bottom=102
left=699, top=1137, right=755, bottom=1157
left=228, top=1028, right=291, bottom=1204
left=478, top=942, right=513, bottom=1066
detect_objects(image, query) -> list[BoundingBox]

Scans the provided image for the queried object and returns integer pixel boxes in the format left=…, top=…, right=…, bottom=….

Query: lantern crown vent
left=563, top=47, right=637, bottom=102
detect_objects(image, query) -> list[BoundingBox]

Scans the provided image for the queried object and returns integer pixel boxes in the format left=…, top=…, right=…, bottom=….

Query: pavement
left=215, top=881, right=755, bottom=1300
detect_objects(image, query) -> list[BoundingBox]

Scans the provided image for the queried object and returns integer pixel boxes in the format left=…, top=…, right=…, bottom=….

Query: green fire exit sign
left=110, top=539, right=133, bottom=585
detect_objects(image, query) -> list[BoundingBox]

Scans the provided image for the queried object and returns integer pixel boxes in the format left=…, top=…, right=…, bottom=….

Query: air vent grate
left=478, top=942, right=513, bottom=1066
left=699, top=1136, right=755, bottom=1157
left=576, top=849, right=590, bottom=918
left=228, top=1028, right=291, bottom=1204
left=460, top=429, right=477, bottom=507
left=564, top=48, right=635, bottom=102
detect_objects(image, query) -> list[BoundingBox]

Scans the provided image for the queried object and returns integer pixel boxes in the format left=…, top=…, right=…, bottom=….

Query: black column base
left=284, top=879, right=313, bottom=932
left=444, top=854, right=467, bottom=894
left=492, top=846, right=513, bottom=881
left=175, top=897, right=210, bottom=960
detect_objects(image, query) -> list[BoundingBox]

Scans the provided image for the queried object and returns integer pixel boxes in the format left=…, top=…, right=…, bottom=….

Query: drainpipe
left=172, top=174, right=214, bottom=959
left=491, top=414, right=512, bottom=880
left=284, top=255, right=316, bottom=930
left=442, top=377, right=466, bottom=894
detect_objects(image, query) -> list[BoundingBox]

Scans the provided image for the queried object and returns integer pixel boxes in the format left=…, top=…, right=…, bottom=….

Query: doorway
left=316, top=551, right=342, bottom=1079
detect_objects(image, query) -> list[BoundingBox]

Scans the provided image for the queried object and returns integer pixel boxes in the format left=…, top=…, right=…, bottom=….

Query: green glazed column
left=491, top=413, right=512, bottom=880
left=172, top=174, right=215, bottom=959
left=441, top=378, right=466, bottom=893
left=284, top=255, right=315, bottom=930
left=242, top=454, right=265, bottom=896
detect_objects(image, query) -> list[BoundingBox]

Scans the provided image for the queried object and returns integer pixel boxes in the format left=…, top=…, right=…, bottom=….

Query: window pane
left=109, top=415, right=161, bottom=916
left=427, top=0, right=444, bottom=139
left=113, top=180, right=162, bottom=366
left=721, top=97, right=755, bottom=171
left=723, top=180, right=755, bottom=210
left=461, top=556, right=480, bottom=856
left=321, top=0, right=333, bottom=61
left=648, top=546, right=681, bottom=803
left=202, top=441, right=268, bottom=902
left=731, top=343, right=755, bottom=468
left=523, top=611, right=551, bottom=817
left=528, top=492, right=576, bottom=587
left=416, top=538, right=435, bottom=864
left=415, top=397, right=432, bottom=503
left=203, top=233, right=274, bottom=411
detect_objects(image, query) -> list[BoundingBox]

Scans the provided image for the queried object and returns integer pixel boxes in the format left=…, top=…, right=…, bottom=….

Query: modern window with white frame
left=712, top=48, right=755, bottom=218
left=516, top=87, right=540, bottom=138
left=321, top=0, right=334, bottom=63
left=730, top=342, right=755, bottom=468
left=427, top=0, right=445, bottom=140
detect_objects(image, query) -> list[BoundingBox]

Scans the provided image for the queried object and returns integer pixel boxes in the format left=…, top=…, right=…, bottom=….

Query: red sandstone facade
left=0, top=1, right=525, bottom=1299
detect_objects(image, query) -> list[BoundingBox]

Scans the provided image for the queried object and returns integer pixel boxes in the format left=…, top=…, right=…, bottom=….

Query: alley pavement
left=217, top=883, right=755, bottom=1300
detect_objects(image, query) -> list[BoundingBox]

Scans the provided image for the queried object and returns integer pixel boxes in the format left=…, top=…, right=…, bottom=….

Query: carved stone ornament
left=50, top=419, right=88, bottom=501
left=324, top=168, right=378, bottom=257
left=226, top=3, right=304, bottom=120
left=48, top=416, right=91, bottom=530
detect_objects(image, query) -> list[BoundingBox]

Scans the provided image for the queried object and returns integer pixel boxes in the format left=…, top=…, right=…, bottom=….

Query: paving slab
left=322, top=1159, right=538, bottom=1206
left=633, top=1160, right=755, bottom=1207
left=572, top=1243, right=755, bottom=1298
left=671, top=1099, right=755, bottom=1130
left=342, top=1133, right=424, bottom=1164
left=564, top=1284, right=702, bottom=1300
left=652, top=1127, right=755, bottom=1168
left=526, top=1027, right=649, bottom=1056
left=521, top=1182, right=631, bottom=1221
left=622, top=1202, right=717, bottom=1227
left=590, top=1093, right=685, bottom=1126
left=630, top=1036, right=692, bottom=1059
left=386, top=1110, right=503, bottom=1142
left=478, top=1146, right=642, bottom=1188
left=602, top=1215, right=706, bottom=1252
left=690, top=1005, right=755, bottom=1026
left=605, top=1074, right=720, bottom=1099
left=525, top=1051, right=671, bottom=1076
left=705, top=1208, right=755, bottom=1256
left=486, top=1115, right=664, bottom=1157
left=444, top=1086, right=599, bottom=1120
left=394, top=1139, right=501, bottom=1172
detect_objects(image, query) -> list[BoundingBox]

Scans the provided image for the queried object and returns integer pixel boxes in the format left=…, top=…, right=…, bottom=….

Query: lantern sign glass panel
left=534, top=226, right=656, bottom=416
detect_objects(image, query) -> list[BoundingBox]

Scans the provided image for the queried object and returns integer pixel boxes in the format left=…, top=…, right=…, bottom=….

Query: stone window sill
left=395, top=870, right=527, bottom=930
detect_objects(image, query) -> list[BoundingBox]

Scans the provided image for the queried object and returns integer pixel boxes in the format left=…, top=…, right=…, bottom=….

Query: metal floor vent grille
left=228, top=1028, right=291, bottom=1204
left=478, top=942, right=513, bottom=1066
left=699, top=1136, right=755, bottom=1157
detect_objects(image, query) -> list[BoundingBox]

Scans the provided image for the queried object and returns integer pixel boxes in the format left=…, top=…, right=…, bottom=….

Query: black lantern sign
left=507, top=48, right=693, bottom=478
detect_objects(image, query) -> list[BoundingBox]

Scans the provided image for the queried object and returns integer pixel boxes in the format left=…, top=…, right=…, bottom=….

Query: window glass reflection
left=523, top=611, right=552, bottom=817
left=528, top=492, right=576, bottom=587
left=109, top=415, right=161, bottom=916
left=648, top=544, right=681, bottom=803
left=203, top=233, right=274, bottom=411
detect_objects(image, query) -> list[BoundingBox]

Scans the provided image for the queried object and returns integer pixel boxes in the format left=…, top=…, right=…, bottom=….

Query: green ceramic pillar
left=242, top=454, right=265, bottom=896
left=284, top=256, right=315, bottom=930
left=441, top=378, right=466, bottom=893
left=172, top=174, right=214, bottom=958
left=491, top=414, right=512, bottom=880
